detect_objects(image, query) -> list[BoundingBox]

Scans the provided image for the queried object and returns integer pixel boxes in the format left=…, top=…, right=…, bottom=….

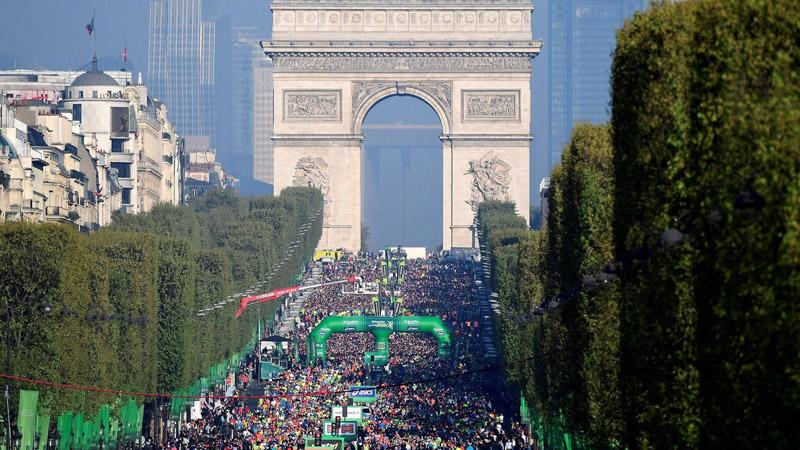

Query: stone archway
left=264, top=0, right=542, bottom=250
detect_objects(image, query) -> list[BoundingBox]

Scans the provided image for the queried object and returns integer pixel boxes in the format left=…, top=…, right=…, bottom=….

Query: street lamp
left=115, top=423, right=123, bottom=450
left=11, top=426, right=21, bottom=450
left=46, top=429, right=59, bottom=450
left=3, top=387, right=10, bottom=450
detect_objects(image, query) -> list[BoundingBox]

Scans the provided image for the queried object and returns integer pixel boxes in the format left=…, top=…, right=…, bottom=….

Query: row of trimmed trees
left=0, top=187, right=323, bottom=417
left=483, top=0, right=799, bottom=448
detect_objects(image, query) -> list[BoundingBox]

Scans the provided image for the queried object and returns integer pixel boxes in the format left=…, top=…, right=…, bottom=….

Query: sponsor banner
left=331, top=406, right=363, bottom=422
left=348, top=386, right=377, bottom=403
left=366, top=318, right=394, bottom=330
left=304, top=437, right=346, bottom=450
left=323, top=420, right=358, bottom=439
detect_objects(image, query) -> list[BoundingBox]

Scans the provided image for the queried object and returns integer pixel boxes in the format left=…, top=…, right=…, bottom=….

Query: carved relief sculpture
left=284, top=90, right=341, bottom=121
left=466, top=152, right=512, bottom=209
left=273, top=56, right=531, bottom=73
left=462, top=90, right=520, bottom=120
left=352, top=80, right=452, bottom=127
left=293, top=156, right=333, bottom=221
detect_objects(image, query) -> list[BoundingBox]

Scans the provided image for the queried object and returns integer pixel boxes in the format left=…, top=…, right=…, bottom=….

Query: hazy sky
left=0, top=0, right=550, bottom=247
left=0, top=0, right=271, bottom=73
left=363, top=96, right=443, bottom=250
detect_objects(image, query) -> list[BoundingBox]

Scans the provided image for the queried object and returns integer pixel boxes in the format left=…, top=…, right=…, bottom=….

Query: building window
left=121, top=188, right=132, bottom=205
left=92, top=91, right=98, bottom=98
left=111, top=139, right=124, bottom=152
left=78, top=91, right=84, bottom=98
left=72, top=104, right=82, bottom=122
left=111, top=162, right=131, bottom=178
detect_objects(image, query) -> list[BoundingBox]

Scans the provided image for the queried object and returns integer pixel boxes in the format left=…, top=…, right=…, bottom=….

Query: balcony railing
left=138, top=154, right=163, bottom=177
left=45, top=206, right=68, bottom=217
left=70, top=169, right=88, bottom=183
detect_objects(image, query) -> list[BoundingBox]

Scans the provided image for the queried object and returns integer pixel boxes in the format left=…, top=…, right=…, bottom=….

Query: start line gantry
left=307, top=315, right=453, bottom=366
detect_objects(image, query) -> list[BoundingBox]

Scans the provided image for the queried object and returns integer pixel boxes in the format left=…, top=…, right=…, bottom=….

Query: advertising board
left=348, top=386, right=378, bottom=403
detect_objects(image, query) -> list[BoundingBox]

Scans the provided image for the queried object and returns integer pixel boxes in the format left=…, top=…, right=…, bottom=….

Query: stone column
left=443, top=134, right=531, bottom=249
left=272, top=134, right=362, bottom=252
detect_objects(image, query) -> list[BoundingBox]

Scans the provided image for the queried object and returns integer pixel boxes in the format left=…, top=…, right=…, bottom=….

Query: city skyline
left=0, top=0, right=546, bottom=184
left=1, top=1, right=796, bottom=448
left=0, top=0, right=648, bottom=243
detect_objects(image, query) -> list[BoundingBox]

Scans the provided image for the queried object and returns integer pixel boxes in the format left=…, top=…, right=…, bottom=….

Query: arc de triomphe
left=263, top=0, right=541, bottom=251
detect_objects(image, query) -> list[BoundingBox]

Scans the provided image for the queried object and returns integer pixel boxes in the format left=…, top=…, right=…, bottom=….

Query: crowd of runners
left=154, top=254, right=533, bottom=450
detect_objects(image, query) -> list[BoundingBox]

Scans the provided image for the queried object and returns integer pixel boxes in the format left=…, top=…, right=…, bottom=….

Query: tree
left=0, top=187, right=324, bottom=420
left=361, top=223, right=371, bottom=251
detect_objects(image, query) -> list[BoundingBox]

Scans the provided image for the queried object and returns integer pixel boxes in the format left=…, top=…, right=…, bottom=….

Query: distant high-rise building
left=547, top=0, right=646, bottom=168
left=252, top=63, right=274, bottom=186
left=213, top=13, right=232, bottom=168
left=223, top=28, right=260, bottom=178
left=147, top=0, right=216, bottom=143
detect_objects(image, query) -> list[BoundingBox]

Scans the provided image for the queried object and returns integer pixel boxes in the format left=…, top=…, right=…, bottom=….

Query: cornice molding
left=441, top=133, right=532, bottom=144
left=272, top=0, right=533, bottom=6
left=263, top=39, right=542, bottom=50
left=272, top=134, right=364, bottom=147
left=270, top=54, right=533, bottom=73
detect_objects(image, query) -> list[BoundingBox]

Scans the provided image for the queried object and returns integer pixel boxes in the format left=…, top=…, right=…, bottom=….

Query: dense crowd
left=155, top=254, right=532, bottom=449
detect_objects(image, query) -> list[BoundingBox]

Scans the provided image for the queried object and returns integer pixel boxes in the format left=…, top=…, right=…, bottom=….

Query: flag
left=122, top=46, right=127, bottom=63
left=71, top=414, right=83, bottom=449
left=56, top=412, right=73, bottom=450
left=17, top=390, right=39, bottom=450
left=36, top=414, right=50, bottom=450
left=86, top=16, right=94, bottom=35
left=136, top=404, right=144, bottom=440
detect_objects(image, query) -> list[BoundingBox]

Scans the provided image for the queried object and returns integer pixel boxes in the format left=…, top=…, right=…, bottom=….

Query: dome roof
left=71, top=57, right=119, bottom=87
left=71, top=70, right=118, bottom=87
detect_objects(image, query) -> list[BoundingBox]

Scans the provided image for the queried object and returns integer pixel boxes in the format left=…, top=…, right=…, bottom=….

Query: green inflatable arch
left=307, top=315, right=453, bottom=366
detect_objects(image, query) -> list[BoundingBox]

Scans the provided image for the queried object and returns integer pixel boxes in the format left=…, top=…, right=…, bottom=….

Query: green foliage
left=612, top=2, right=702, bottom=446
left=156, top=238, right=195, bottom=391
left=0, top=187, right=323, bottom=420
left=478, top=201, right=527, bottom=241
left=479, top=124, right=619, bottom=447
left=687, top=1, right=800, bottom=447
left=611, top=0, right=800, bottom=447
left=88, top=231, right=160, bottom=395
left=491, top=1, right=800, bottom=446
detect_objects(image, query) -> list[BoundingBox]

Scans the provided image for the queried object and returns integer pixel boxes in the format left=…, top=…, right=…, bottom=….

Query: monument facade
left=264, top=0, right=542, bottom=250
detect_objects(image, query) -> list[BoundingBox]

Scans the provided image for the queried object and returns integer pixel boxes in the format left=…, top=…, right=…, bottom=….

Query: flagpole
left=92, top=9, right=96, bottom=60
